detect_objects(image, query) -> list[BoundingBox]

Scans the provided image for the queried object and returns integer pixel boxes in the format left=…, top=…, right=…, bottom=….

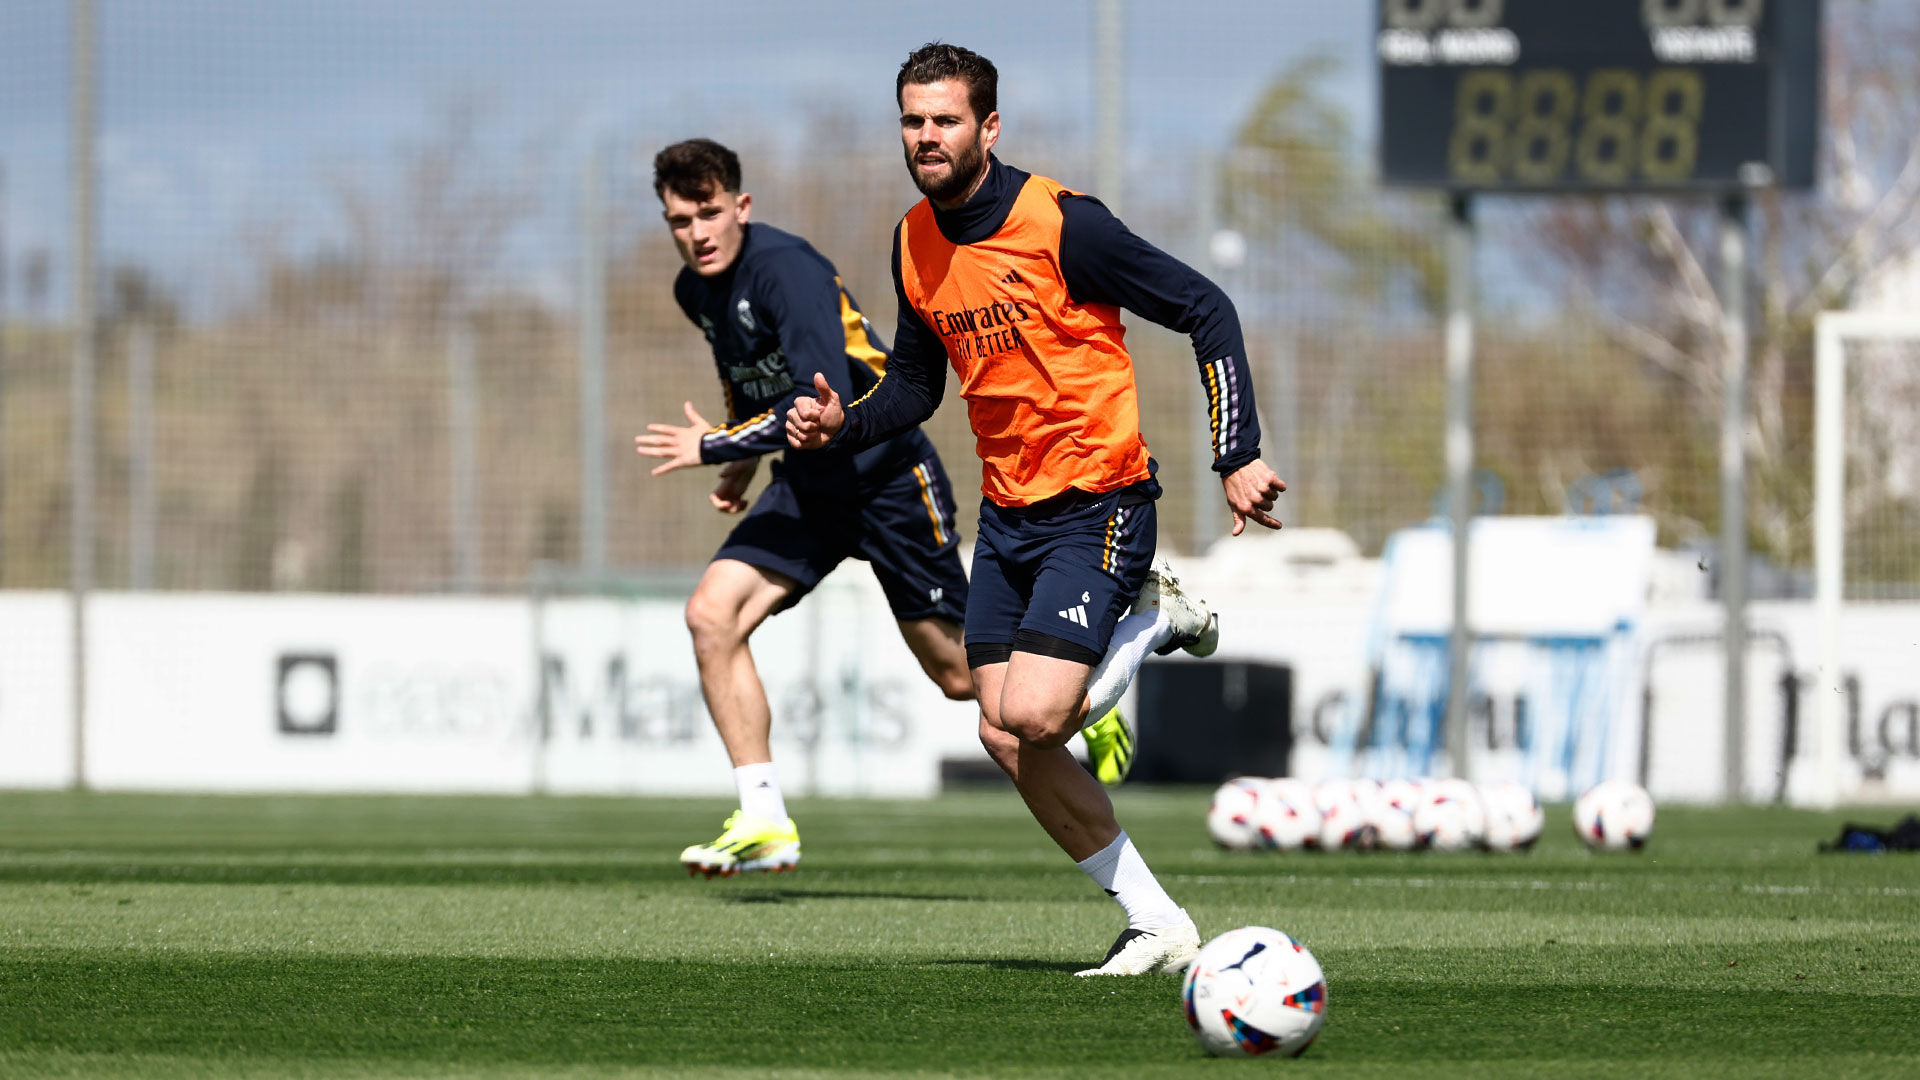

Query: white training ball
left=1206, top=778, right=1268, bottom=851
left=1414, top=778, right=1487, bottom=852
left=1312, top=780, right=1368, bottom=851
left=1253, top=778, right=1321, bottom=851
left=1344, top=778, right=1385, bottom=818
left=1181, top=926, right=1328, bottom=1058
left=1379, top=778, right=1426, bottom=816
left=1364, top=780, right=1422, bottom=851
left=1478, top=780, right=1545, bottom=852
left=1573, top=779, right=1655, bottom=850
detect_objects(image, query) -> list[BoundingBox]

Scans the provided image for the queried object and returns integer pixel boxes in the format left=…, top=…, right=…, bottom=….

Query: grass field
left=0, top=788, right=1915, bottom=1078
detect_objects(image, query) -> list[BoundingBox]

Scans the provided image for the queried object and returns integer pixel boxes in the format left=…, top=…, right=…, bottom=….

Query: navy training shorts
left=714, top=453, right=968, bottom=624
left=964, top=473, right=1160, bottom=668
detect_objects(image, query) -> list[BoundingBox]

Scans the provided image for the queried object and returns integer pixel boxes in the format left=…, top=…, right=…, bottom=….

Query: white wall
left=3, top=564, right=1918, bottom=803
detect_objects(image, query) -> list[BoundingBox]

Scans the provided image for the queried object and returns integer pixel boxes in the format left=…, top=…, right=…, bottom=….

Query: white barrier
left=0, top=582, right=977, bottom=797
left=2, top=566, right=1917, bottom=802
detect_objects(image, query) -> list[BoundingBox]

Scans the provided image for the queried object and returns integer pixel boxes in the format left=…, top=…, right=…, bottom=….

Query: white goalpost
left=1810, top=311, right=1920, bottom=807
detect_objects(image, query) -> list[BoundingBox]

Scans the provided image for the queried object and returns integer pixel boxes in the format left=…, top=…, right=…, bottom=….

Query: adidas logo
left=1002, top=270, right=1024, bottom=285
left=1058, top=604, right=1089, bottom=627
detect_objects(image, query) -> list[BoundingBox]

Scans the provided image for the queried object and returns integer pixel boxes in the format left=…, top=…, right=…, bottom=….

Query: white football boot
left=1073, top=911, right=1202, bottom=976
left=1132, top=559, right=1219, bottom=658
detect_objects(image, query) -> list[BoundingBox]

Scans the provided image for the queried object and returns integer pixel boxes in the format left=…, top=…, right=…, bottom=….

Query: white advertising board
left=0, top=579, right=979, bottom=797
left=1, top=535, right=1916, bottom=805
left=531, top=574, right=976, bottom=797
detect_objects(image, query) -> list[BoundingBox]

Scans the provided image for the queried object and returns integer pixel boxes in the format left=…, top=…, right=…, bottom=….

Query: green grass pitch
left=0, top=788, right=1914, bottom=1078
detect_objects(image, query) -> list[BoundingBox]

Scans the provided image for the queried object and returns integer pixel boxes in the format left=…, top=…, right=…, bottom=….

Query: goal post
left=1810, top=311, right=1920, bottom=808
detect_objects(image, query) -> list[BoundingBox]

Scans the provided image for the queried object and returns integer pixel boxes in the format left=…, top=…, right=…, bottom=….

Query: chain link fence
left=3, top=2, right=1916, bottom=598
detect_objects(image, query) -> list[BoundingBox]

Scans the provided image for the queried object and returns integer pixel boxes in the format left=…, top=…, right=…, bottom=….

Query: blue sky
left=0, top=0, right=1373, bottom=312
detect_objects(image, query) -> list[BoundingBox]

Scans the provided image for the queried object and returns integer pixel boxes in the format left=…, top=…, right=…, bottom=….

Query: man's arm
left=791, top=224, right=946, bottom=452
left=1060, top=194, right=1284, bottom=532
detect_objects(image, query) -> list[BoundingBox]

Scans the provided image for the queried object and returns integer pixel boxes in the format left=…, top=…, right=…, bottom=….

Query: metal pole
left=448, top=317, right=479, bottom=590
left=1443, top=194, right=1475, bottom=779
left=128, top=321, right=154, bottom=588
left=69, top=0, right=96, bottom=791
left=1094, top=0, right=1124, bottom=216
left=1719, top=194, right=1749, bottom=805
left=577, top=144, right=607, bottom=574
left=1811, top=313, right=1843, bottom=810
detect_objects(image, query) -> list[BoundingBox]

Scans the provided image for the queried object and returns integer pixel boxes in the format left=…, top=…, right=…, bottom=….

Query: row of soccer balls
left=1206, top=776, right=1657, bottom=853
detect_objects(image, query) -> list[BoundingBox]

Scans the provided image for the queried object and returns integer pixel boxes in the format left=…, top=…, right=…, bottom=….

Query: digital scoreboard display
left=1378, top=0, right=1820, bottom=192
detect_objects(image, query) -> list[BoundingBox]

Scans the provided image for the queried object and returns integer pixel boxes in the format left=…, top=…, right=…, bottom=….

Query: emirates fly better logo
left=926, top=297, right=1030, bottom=362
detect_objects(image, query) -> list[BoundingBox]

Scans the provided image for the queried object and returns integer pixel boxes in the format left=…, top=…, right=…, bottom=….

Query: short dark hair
left=896, top=42, right=998, bottom=122
left=652, top=138, right=741, bottom=201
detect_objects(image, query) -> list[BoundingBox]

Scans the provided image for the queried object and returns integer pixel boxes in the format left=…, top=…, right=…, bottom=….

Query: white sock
left=734, top=762, right=788, bottom=824
left=1083, top=611, right=1172, bottom=728
left=1075, top=831, right=1184, bottom=930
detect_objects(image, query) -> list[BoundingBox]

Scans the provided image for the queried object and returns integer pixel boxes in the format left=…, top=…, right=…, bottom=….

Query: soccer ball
left=1206, top=778, right=1268, bottom=851
left=1181, top=926, right=1328, bottom=1058
left=1367, top=778, right=1425, bottom=850
left=1573, top=779, right=1655, bottom=850
left=1253, top=778, right=1321, bottom=851
left=1414, top=778, right=1487, bottom=851
left=1312, top=780, right=1368, bottom=851
left=1478, top=780, right=1545, bottom=852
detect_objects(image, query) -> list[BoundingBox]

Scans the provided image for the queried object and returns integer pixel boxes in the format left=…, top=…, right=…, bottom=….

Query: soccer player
left=787, top=45, right=1288, bottom=976
left=638, top=141, right=1142, bottom=875
left=634, top=138, right=982, bottom=877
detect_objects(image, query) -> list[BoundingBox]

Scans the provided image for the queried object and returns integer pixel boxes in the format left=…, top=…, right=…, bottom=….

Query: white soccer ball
left=1370, top=778, right=1427, bottom=850
left=1378, top=778, right=1426, bottom=816
left=1414, top=777, right=1487, bottom=851
left=1478, top=780, right=1545, bottom=852
left=1181, top=926, right=1327, bottom=1058
left=1573, top=779, right=1655, bottom=850
left=1206, top=778, right=1268, bottom=851
left=1312, top=780, right=1368, bottom=851
left=1365, top=778, right=1422, bottom=851
left=1253, top=778, right=1321, bottom=851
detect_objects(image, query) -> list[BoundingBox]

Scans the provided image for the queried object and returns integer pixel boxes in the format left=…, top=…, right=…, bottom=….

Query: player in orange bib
left=788, top=43, right=1287, bottom=976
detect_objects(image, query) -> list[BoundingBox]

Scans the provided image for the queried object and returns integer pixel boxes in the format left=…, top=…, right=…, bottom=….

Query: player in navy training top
left=635, top=139, right=973, bottom=877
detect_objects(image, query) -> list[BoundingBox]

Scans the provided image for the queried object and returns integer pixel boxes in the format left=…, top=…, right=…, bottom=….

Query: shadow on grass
left=3, top=949, right=1915, bottom=1071
left=0, top=951, right=1177, bottom=1070
left=929, top=957, right=1088, bottom=973
left=0, top=863, right=676, bottom=887
left=717, top=888, right=982, bottom=905
left=0, top=865, right=995, bottom=891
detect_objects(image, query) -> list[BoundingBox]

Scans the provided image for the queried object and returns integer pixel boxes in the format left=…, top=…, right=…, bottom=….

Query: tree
left=1515, top=1, right=1920, bottom=570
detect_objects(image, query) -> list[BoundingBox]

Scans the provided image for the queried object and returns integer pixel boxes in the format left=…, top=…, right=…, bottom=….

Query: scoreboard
left=1378, top=0, right=1820, bottom=192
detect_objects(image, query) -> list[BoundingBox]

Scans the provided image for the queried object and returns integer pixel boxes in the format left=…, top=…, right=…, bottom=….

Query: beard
left=906, top=135, right=986, bottom=203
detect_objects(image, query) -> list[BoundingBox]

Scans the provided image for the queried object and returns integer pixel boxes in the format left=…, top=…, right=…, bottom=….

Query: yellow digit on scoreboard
left=1576, top=69, right=1641, bottom=185
left=1511, top=68, right=1576, bottom=185
left=1448, top=69, right=1512, bottom=185
left=1639, top=68, right=1703, bottom=183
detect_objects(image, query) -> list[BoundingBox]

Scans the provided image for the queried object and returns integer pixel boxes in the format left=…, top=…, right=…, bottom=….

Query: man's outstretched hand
left=635, top=400, right=713, bottom=477
left=785, top=372, right=844, bottom=449
left=1223, top=460, right=1287, bottom=536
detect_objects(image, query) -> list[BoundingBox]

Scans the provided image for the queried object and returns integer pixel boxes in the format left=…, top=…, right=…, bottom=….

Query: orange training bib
left=897, top=175, right=1151, bottom=507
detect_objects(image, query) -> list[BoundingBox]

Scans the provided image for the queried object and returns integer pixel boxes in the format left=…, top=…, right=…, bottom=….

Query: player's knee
left=938, top=667, right=976, bottom=702
left=977, top=714, right=1019, bottom=768
left=683, top=592, right=742, bottom=652
left=998, top=698, right=1075, bottom=749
